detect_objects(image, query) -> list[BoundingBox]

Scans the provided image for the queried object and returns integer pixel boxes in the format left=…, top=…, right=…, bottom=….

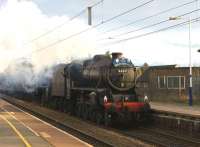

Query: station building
left=137, top=65, right=200, bottom=103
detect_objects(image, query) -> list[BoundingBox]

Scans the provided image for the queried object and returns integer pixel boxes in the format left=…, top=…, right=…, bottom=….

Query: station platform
left=0, top=98, right=91, bottom=147
left=150, top=101, right=200, bottom=118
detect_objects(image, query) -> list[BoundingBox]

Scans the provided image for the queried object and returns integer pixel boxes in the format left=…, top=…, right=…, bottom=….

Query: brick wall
left=137, top=66, right=200, bottom=102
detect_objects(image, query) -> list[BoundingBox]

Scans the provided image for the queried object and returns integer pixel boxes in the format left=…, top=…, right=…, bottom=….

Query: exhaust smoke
left=0, top=0, right=97, bottom=93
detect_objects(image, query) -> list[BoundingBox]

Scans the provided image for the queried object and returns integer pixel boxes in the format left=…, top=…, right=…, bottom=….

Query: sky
left=0, top=0, right=200, bottom=71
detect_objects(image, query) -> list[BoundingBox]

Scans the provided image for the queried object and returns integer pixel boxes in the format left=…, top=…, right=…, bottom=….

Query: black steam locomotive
left=35, top=52, right=150, bottom=126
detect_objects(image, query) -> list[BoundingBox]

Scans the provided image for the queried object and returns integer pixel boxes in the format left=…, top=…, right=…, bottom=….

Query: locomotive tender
left=38, top=52, right=150, bottom=125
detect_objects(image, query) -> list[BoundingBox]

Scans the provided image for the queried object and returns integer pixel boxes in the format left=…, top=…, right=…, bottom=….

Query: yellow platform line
left=0, top=114, right=32, bottom=147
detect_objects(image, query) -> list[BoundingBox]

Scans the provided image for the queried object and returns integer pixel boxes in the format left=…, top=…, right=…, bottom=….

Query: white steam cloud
left=0, top=0, right=97, bottom=71
left=0, top=0, right=97, bottom=92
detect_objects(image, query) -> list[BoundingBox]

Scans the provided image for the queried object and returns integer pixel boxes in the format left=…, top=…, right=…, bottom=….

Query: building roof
left=148, top=64, right=178, bottom=69
left=137, top=64, right=200, bottom=83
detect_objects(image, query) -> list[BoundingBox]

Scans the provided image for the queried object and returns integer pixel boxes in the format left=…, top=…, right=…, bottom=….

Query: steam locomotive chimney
left=112, top=52, right=122, bottom=59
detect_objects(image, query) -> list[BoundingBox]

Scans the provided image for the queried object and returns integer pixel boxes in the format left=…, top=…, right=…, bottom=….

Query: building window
left=158, top=76, right=166, bottom=88
left=167, top=76, right=185, bottom=89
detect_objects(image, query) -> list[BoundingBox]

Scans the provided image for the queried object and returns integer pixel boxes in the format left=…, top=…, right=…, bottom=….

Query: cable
left=26, top=0, right=155, bottom=55
left=28, top=0, right=103, bottom=43
left=99, top=8, right=200, bottom=40
left=99, top=0, right=154, bottom=25
left=100, top=16, right=200, bottom=46
left=30, top=27, right=92, bottom=54
left=29, top=9, right=86, bottom=43
left=100, top=0, right=198, bottom=34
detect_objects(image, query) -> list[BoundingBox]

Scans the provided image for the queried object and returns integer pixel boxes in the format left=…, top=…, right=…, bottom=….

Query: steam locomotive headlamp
left=125, top=97, right=128, bottom=101
left=104, top=95, right=108, bottom=103
left=115, top=59, right=119, bottom=63
left=144, top=95, right=149, bottom=103
left=121, top=82, right=125, bottom=87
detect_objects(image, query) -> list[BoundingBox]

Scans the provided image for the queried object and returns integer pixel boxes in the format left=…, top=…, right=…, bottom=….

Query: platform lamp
left=169, top=16, right=193, bottom=106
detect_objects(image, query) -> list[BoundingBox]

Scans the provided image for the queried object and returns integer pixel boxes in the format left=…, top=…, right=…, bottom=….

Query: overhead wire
left=100, top=0, right=199, bottom=34
left=98, top=0, right=154, bottom=24
left=98, top=8, right=200, bottom=40
left=28, top=0, right=103, bottom=43
left=28, top=9, right=85, bottom=43
left=99, top=16, right=200, bottom=46
left=26, top=0, right=155, bottom=55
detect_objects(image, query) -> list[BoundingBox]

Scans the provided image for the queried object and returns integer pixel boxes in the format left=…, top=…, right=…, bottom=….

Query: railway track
left=119, top=127, right=200, bottom=147
left=2, top=94, right=200, bottom=147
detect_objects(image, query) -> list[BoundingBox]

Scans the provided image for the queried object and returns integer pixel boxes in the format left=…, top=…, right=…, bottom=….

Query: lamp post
left=188, top=17, right=193, bottom=106
left=169, top=16, right=192, bottom=106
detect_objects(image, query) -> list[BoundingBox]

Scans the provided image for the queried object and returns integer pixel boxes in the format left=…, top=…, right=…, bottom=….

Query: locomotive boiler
left=63, top=52, right=150, bottom=125
left=82, top=52, right=136, bottom=91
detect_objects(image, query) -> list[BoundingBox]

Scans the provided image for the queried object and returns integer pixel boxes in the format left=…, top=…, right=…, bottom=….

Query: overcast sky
left=0, top=0, right=200, bottom=68
left=33, top=0, right=200, bottom=66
